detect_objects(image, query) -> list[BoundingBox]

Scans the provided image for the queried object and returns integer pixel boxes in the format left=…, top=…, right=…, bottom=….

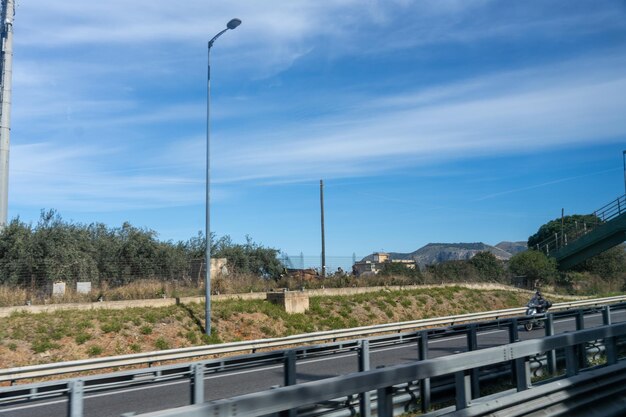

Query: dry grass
left=0, top=286, right=576, bottom=372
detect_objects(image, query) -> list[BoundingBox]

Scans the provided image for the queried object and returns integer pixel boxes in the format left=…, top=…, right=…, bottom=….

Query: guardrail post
left=358, top=340, right=371, bottom=417
left=191, top=363, right=204, bottom=405
left=466, top=325, right=480, bottom=398
left=545, top=313, right=556, bottom=375
left=67, top=379, right=84, bottom=417
left=514, top=358, right=530, bottom=391
left=508, top=318, right=519, bottom=385
left=284, top=350, right=296, bottom=387
left=418, top=330, right=431, bottom=413
left=508, top=318, right=519, bottom=343
left=606, top=335, right=618, bottom=365
left=575, top=310, right=587, bottom=368
left=565, top=345, right=579, bottom=377
left=454, top=371, right=471, bottom=410
left=377, top=385, right=394, bottom=417
left=603, top=305, right=612, bottom=325
left=282, top=350, right=297, bottom=417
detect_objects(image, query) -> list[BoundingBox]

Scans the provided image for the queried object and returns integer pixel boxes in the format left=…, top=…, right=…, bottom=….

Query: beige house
left=352, top=252, right=416, bottom=276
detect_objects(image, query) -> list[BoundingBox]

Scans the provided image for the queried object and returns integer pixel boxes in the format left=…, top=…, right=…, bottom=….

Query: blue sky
left=7, top=1, right=626, bottom=265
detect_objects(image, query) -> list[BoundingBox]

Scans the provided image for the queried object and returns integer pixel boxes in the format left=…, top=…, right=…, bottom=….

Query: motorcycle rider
left=529, top=290, right=552, bottom=314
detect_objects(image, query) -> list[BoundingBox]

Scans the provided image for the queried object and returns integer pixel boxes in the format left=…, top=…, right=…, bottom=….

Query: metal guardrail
left=0, top=300, right=622, bottom=416
left=2, top=294, right=625, bottom=383
left=535, top=194, right=626, bottom=254
left=130, top=321, right=626, bottom=417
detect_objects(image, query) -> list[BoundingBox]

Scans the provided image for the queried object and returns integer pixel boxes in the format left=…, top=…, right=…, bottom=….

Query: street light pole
left=205, top=18, right=241, bottom=336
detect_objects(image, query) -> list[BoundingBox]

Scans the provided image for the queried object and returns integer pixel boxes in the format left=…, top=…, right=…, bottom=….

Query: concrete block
left=76, top=282, right=92, bottom=294
left=266, top=290, right=309, bottom=314
left=52, top=282, right=66, bottom=297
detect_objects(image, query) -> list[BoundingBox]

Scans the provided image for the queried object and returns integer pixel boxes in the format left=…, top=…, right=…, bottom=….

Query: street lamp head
left=227, top=18, right=242, bottom=30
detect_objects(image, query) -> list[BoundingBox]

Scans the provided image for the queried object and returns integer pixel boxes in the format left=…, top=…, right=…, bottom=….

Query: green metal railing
left=535, top=194, right=626, bottom=255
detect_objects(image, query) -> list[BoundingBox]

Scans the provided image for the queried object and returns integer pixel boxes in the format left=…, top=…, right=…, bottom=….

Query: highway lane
left=2, top=308, right=623, bottom=417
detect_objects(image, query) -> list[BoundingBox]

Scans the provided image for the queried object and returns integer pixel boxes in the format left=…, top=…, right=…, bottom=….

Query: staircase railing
left=534, top=194, right=626, bottom=255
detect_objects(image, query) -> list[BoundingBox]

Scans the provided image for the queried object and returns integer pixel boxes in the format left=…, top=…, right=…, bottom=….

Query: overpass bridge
left=535, top=194, right=626, bottom=269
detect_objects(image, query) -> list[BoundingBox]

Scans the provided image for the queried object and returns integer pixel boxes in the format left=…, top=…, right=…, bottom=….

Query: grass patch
left=154, top=337, right=170, bottom=350
left=74, top=333, right=92, bottom=345
left=87, top=345, right=103, bottom=356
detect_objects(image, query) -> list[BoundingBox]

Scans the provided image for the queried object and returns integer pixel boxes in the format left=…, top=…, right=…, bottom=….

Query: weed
left=130, top=343, right=141, bottom=353
left=140, top=325, right=153, bottom=335
left=75, top=333, right=92, bottom=345
left=101, top=322, right=123, bottom=333
left=154, top=337, right=169, bottom=350
left=87, top=345, right=103, bottom=356
left=7, top=342, right=17, bottom=351
left=144, top=312, right=158, bottom=324
left=185, top=330, right=198, bottom=344
left=32, top=339, right=60, bottom=353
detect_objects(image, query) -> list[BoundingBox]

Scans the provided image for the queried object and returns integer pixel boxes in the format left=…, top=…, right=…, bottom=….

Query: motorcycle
left=524, top=298, right=552, bottom=331
left=524, top=301, right=544, bottom=331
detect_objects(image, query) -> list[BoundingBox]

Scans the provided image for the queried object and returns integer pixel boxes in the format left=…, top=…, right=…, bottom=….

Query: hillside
left=362, top=242, right=516, bottom=267
left=0, top=286, right=547, bottom=369
left=495, top=241, right=528, bottom=255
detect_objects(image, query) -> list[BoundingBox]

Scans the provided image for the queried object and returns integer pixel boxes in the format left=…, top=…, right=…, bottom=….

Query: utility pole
left=622, top=150, right=625, bottom=196
left=0, top=0, right=15, bottom=228
left=320, top=179, right=326, bottom=278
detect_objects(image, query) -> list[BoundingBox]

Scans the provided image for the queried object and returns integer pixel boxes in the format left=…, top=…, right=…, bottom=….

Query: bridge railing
left=534, top=194, right=626, bottom=255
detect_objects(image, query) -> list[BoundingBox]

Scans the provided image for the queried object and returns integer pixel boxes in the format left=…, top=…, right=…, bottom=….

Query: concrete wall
left=0, top=283, right=536, bottom=318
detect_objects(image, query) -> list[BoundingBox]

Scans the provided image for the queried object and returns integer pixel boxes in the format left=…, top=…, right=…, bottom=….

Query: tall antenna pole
left=0, top=0, right=15, bottom=227
left=320, top=179, right=326, bottom=278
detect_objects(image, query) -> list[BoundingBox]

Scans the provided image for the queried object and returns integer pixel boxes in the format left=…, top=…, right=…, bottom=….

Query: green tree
left=426, top=260, right=480, bottom=283
left=508, top=250, right=558, bottom=287
left=528, top=214, right=600, bottom=249
left=213, top=235, right=283, bottom=279
left=469, top=251, right=505, bottom=282
left=379, top=262, right=422, bottom=282
left=576, top=246, right=626, bottom=280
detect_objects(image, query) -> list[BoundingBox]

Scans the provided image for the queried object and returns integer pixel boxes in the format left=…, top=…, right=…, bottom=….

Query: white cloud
left=211, top=57, right=626, bottom=183
left=7, top=1, right=626, bottom=214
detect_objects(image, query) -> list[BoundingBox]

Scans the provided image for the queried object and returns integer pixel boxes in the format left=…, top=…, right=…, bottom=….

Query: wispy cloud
left=8, top=1, right=626, bottom=217
left=211, top=56, right=626, bottom=183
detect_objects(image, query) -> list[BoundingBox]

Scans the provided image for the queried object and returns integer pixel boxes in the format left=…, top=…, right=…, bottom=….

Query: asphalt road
left=2, top=309, right=624, bottom=417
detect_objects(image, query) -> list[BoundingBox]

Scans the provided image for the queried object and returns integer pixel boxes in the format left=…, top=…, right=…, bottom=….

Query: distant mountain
left=495, top=241, right=528, bottom=255
left=361, top=242, right=516, bottom=268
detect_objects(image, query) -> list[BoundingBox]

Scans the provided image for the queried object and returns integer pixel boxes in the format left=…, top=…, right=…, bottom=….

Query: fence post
left=67, top=379, right=84, bottom=417
left=191, top=363, right=204, bottom=405
left=467, top=325, right=480, bottom=398
left=358, top=340, right=371, bottom=417
left=554, top=233, right=559, bottom=250
left=545, top=314, right=556, bottom=375
left=418, top=331, right=431, bottom=413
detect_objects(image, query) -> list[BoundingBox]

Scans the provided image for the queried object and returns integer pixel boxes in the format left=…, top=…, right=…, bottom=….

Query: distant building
left=352, top=252, right=416, bottom=277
